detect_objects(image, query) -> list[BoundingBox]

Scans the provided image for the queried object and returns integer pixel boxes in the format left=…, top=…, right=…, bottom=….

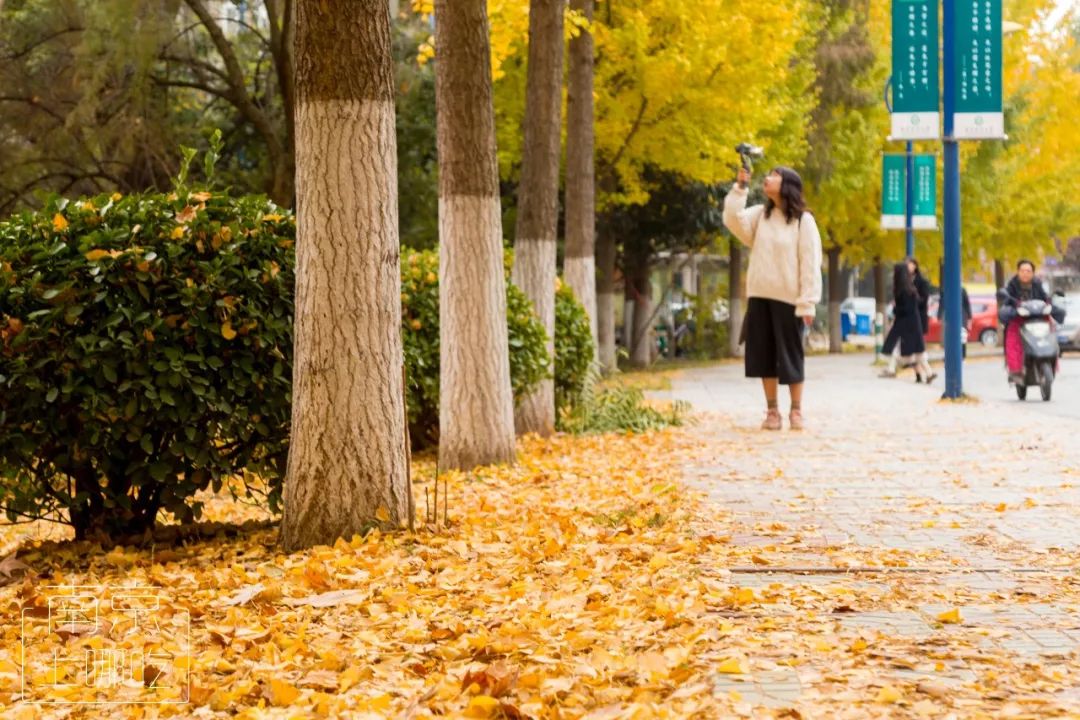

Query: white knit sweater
left=723, top=186, right=823, bottom=317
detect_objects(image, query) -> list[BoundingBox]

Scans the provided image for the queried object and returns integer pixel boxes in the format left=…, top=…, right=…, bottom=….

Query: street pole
left=942, top=0, right=963, bottom=399
left=905, top=141, right=914, bottom=258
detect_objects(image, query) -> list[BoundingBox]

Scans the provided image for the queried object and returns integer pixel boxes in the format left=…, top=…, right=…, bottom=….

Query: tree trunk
left=271, top=0, right=297, bottom=207
left=563, top=0, right=597, bottom=353
left=512, top=0, right=564, bottom=437
left=626, top=250, right=653, bottom=367
left=827, top=245, right=843, bottom=354
left=994, top=258, right=1006, bottom=347
left=873, top=257, right=887, bottom=318
left=184, top=0, right=295, bottom=206
left=282, top=0, right=409, bottom=551
left=596, top=226, right=617, bottom=372
left=728, top=239, right=743, bottom=357
left=435, top=0, right=516, bottom=469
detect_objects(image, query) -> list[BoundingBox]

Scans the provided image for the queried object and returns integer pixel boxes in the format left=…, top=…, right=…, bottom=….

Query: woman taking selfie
left=724, top=165, right=823, bottom=430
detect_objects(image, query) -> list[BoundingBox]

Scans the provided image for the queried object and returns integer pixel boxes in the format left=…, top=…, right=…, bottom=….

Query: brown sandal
left=789, top=409, right=804, bottom=431
left=761, top=409, right=782, bottom=431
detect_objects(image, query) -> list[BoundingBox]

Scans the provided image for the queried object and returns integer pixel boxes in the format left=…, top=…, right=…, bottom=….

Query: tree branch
left=161, top=53, right=230, bottom=83
left=182, top=0, right=288, bottom=201
left=151, top=76, right=236, bottom=104
left=0, top=96, right=66, bottom=124
left=182, top=0, right=264, bottom=102
left=1, top=26, right=84, bottom=61
left=609, top=97, right=649, bottom=172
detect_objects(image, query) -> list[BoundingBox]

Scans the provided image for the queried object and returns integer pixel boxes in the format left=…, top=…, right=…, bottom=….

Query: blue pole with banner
left=942, top=0, right=963, bottom=399
left=905, top=141, right=915, bottom=258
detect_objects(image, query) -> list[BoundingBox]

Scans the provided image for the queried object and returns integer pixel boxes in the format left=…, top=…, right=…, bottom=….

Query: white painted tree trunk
left=596, top=230, right=617, bottom=372
left=512, top=0, right=564, bottom=437
left=435, top=0, right=517, bottom=470
left=283, top=0, right=409, bottom=551
left=564, top=0, right=598, bottom=354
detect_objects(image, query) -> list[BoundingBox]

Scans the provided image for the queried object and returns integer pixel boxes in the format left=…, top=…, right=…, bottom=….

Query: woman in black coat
left=909, top=257, right=932, bottom=333
left=879, top=263, right=936, bottom=382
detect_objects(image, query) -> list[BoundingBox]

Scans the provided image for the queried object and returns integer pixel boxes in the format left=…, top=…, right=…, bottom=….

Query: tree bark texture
left=994, top=258, right=1006, bottom=347
left=282, top=0, right=409, bottom=551
left=626, top=251, right=652, bottom=367
left=435, top=0, right=517, bottom=469
left=827, top=245, right=843, bottom=354
left=595, top=226, right=617, bottom=372
left=563, top=0, right=598, bottom=353
left=874, top=257, right=887, bottom=318
left=512, top=0, right=564, bottom=437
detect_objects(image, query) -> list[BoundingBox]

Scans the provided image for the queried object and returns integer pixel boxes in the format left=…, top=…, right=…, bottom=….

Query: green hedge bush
left=0, top=192, right=594, bottom=537
left=400, top=250, right=595, bottom=445
left=400, top=249, right=549, bottom=446
left=0, top=191, right=295, bottom=539
left=554, top=281, right=594, bottom=411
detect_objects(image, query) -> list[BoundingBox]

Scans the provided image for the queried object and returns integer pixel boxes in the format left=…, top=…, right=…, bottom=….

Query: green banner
left=953, top=0, right=1004, bottom=138
left=892, top=0, right=939, bottom=139
left=882, top=155, right=906, bottom=230
left=913, top=154, right=937, bottom=229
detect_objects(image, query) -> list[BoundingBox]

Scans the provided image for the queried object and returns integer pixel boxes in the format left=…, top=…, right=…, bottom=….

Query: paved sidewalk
left=655, top=354, right=1080, bottom=717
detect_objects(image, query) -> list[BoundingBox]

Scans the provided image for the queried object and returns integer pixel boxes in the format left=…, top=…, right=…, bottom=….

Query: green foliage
left=394, top=19, right=440, bottom=250
left=554, top=282, right=596, bottom=410
left=0, top=187, right=295, bottom=539
left=558, top=370, right=689, bottom=435
left=802, top=0, right=892, bottom=265
left=0, top=198, right=599, bottom=536
left=400, top=250, right=593, bottom=447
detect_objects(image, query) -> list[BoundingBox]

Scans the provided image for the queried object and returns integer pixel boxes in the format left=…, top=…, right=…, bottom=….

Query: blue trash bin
left=840, top=312, right=852, bottom=340
left=855, top=313, right=872, bottom=335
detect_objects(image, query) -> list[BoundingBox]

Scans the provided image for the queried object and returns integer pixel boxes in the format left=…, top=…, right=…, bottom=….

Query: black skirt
left=744, top=297, right=805, bottom=385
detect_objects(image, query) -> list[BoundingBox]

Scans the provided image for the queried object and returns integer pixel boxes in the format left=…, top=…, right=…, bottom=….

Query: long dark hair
left=893, top=262, right=916, bottom=300
left=764, top=166, right=808, bottom=224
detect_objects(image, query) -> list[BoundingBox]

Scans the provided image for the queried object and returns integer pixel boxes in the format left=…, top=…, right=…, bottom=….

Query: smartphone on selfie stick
left=735, top=142, right=764, bottom=188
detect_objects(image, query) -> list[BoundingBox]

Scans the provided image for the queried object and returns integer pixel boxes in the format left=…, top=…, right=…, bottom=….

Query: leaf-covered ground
left=3, top=360, right=1080, bottom=719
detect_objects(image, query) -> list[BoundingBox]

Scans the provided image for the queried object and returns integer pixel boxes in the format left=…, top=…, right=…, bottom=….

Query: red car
left=925, top=294, right=999, bottom=347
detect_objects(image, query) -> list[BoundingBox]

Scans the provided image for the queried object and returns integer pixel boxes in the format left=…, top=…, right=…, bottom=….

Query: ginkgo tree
left=802, top=0, right=896, bottom=352
left=958, top=1, right=1080, bottom=275
left=491, top=0, right=817, bottom=367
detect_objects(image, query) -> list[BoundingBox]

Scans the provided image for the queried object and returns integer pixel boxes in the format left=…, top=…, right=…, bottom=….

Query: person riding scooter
left=998, top=259, right=1066, bottom=400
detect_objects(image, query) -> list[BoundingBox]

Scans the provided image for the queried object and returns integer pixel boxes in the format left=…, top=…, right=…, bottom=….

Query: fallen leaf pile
left=1, top=390, right=1080, bottom=718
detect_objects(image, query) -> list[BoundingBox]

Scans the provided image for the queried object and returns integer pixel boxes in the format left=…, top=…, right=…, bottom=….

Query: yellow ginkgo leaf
left=268, top=678, right=299, bottom=707
left=368, top=694, right=392, bottom=711
left=338, top=666, right=362, bottom=693
left=732, top=587, right=755, bottom=605
left=465, top=695, right=500, bottom=718
left=85, top=249, right=110, bottom=262
left=716, top=657, right=747, bottom=674
left=937, top=608, right=962, bottom=624
left=375, top=506, right=390, bottom=523
left=850, top=638, right=868, bottom=653
left=876, top=685, right=902, bottom=703
left=53, top=213, right=68, bottom=231
left=171, top=226, right=186, bottom=240
left=995, top=502, right=1007, bottom=512
left=221, top=322, right=237, bottom=341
